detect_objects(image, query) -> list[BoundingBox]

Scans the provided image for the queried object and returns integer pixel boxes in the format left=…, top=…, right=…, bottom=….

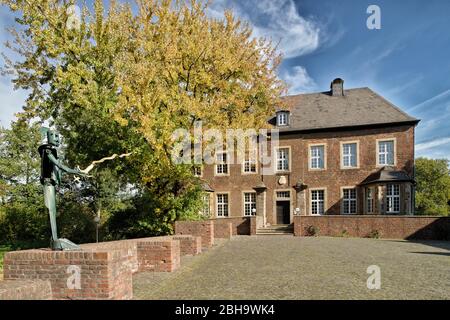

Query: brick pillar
left=256, top=191, right=265, bottom=228
left=294, top=182, right=307, bottom=216
left=253, top=182, right=267, bottom=229
left=404, top=183, right=412, bottom=215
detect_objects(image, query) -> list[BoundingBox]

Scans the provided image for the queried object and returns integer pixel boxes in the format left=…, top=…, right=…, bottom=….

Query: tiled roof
left=271, top=87, right=419, bottom=132
left=360, top=166, right=414, bottom=185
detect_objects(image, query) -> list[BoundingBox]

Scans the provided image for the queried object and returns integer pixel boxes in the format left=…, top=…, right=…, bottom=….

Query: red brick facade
left=202, top=124, right=416, bottom=225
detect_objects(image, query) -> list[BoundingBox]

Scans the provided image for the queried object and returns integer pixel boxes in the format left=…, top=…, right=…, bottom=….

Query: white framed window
left=276, top=191, right=290, bottom=199
left=366, top=187, right=374, bottom=213
left=243, top=192, right=256, bottom=216
left=201, top=194, right=210, bottom=217
left=276, top=147, right=290, bottom=172
left=215, top=152, right=229, bottom=175
left=216, top=193, right=229, bottom=217
left=342, top=188, right=357, bottom=214
left=277, top=112, right=289, bottom=126
left=242, top=154, right=257, bottom=174
left=310, top=189, right=325, bottom=215
left=377, top=139, right=395, bottom=166
left=342, top=142, right=358, bottom=168
left=310, top=145, right=325, bottom=169
left=386, top=184, right=400, bottom=214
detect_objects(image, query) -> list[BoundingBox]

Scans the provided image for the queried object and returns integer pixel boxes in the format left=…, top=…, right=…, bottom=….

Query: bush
left=306, top=225, right=319, bottom=236
left=367, top=230, right=381, bottom=239
left=0, top=203, right=49, bottom=249
left=340, top=229, right=349, bottom=237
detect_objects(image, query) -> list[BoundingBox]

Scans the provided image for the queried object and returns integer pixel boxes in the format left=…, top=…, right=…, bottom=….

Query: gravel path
left=133, top=236, right=450, bottom=300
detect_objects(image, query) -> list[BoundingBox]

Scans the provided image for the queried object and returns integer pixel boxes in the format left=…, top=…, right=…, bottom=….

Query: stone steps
left=256, top=224, right=294, bottom=235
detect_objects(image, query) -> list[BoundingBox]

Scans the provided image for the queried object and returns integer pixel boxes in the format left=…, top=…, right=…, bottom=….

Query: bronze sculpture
left=38, top=128, right=85, bottom=250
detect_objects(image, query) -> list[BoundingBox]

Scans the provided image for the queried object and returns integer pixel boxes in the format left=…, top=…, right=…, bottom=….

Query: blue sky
left=1, top=0, right=450, bottom=159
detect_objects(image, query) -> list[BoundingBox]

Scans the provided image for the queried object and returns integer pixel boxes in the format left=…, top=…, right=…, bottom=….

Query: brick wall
left=3, top=248, right=133, bottom=300
left=212, top=217, right=252, bottom=235
left=137, top=240, right=180, bottom=272
left=175, top=220, right=214, bottom=248
left=250, top=217, right=257, bottom=235
left=82, top=240, right=139, bottom=273
left=2, top=236, right=186, bottom=300
left=294, top=215, right=450, bottom=240
left=0, top=279, right=52, bottom=300
left=171, top=235, right=202, bottom=256
left=213, top=222, right=233, bottom=238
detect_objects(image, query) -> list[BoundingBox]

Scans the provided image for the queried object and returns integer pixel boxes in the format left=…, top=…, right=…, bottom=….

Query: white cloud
left=208, top=0, right=321, bottom=59
left=415, top=137, right=450, bottom=152
left=281, top=66, right=317, bottom=94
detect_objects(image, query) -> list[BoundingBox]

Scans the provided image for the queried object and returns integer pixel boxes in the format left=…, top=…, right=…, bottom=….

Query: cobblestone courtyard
left=133, top=236, right=450, bottom=300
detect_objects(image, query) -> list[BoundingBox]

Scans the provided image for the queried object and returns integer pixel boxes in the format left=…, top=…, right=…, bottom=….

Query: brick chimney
left=330, top=78, right=344, bottom=96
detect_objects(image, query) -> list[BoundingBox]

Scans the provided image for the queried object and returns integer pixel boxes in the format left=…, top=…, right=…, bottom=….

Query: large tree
left=1, top=0, right=285, bottom=235
left=415, top=157, right=450, bottom=216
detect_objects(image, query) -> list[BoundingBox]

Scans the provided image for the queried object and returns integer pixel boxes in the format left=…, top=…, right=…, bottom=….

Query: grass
left=0, top=245, right=11, bottom=279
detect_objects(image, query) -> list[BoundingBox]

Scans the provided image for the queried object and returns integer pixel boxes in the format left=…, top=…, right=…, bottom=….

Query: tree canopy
left=0, top=0, right=285, bottom=242
left=415, top=157, right=450, bottom=216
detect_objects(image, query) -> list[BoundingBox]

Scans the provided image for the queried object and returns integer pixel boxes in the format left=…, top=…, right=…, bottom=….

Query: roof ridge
left=282, top=87, right=371, bottom=98
left=364, top=87, right=419, bottom=121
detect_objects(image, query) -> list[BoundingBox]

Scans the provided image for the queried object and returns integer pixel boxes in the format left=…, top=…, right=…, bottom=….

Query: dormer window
left=276, top=111, right=289, bottom=126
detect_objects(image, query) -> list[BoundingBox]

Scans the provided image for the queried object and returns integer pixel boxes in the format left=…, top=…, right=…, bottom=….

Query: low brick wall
left=175, top=220, right=214, bottom=248
left=3, top=248, right=133, bottom=300
left=0, top=279, right=52, bottom=300
left=82, top=240, right=139, bottom=273
left=2, top=236, right=186, bottom=300
left=214, top=222, right=233, bottom=239
left=81, top=237, right=182, bottom=273
left=250, top=217, right=257, bottom=235
left=172, top=235, right=202, bottom=256
left=294, top=215, right=450, bottom=240
left=212, top=217, right=253, bottom=235
left=137, top=239, right=180, bottom=272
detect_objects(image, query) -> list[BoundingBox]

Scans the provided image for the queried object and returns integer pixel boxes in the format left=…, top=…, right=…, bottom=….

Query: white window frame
left=242, top=191, right=256, bottom=216
left=216, top=193, right=229, bottom=217
left=277, top=112, right=289, bottom=126
left=275, top=146, right=290, bottom=172
left=275, top=190, right=291, bottom=200
left=341, top=141, right=359, bottom=169
left=341, top=187, right=357, bottom=215
left=310, top=188, right=326, bottom=215
left=309, top=143, right=326, bottom=170
left=376, top=138, right=396, bottom=167
left=386, top=184, right=400, bottom=214
left=215, top=151, right=229, bottom=176
left=242, top=153, right=258, bottom=174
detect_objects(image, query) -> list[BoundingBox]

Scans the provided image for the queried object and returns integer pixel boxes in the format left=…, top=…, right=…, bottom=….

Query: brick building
left=199, top=78, right=420, bottom=227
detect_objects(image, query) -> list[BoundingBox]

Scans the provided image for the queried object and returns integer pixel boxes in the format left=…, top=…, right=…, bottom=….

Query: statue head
left=40, top=127, right=60, bottom=147
left=48, top=130, right=60, bottom=147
